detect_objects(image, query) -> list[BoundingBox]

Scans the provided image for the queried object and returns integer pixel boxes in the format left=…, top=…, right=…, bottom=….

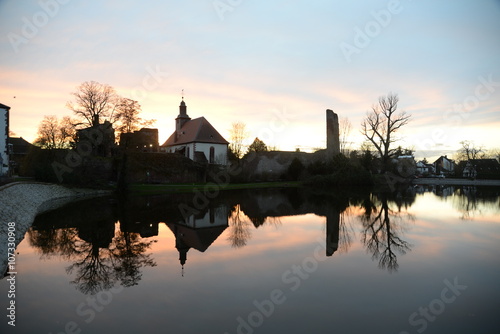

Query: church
left=160, top=98, right=229, bottom=165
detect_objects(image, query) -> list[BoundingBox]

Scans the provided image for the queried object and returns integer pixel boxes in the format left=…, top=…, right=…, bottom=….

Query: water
left=1, top=186, right=500, bottom=334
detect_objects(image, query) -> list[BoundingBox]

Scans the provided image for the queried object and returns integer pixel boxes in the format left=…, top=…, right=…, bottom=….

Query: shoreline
left=412, top=178, right=500, bottom=186
left=0, top=182, right=112, bottom=277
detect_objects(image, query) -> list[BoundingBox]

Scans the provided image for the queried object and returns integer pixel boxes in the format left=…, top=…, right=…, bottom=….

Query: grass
left=128, top=181, right=301, bottom=195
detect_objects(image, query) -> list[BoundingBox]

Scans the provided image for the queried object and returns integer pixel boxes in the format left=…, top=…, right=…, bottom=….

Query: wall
left=125, top=152, right=206, bottom=183
left=194, top=142, right=227, bottom=165
left=242, top=151, right=325, bottom=181
left=162, top=142, right=227, bottom=165
left=0, top=105, right=9, bottom=175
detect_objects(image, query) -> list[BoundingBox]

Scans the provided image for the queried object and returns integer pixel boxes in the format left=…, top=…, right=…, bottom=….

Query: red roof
left=161, top=117, right=228, bottom=147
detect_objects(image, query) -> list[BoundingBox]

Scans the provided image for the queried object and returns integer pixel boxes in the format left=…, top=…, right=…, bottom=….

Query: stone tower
left=326, top=109, right=340, bottom=156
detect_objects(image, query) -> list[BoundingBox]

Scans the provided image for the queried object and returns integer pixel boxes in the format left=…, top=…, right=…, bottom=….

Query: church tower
left=175, top=97, right=191, bottom=134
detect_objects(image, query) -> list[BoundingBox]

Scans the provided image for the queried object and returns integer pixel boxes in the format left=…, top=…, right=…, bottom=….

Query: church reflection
left=27, top=186, right=421, bottom=293
left=168, top=205, right=229, bottom=275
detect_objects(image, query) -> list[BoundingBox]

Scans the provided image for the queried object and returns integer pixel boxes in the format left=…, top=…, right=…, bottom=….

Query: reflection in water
left=167, top=204, right=228, bottom=275
left=358, top=193, right=414, bottom=272
left=227, top=205, right=252, bottom=248
left=30, top=199, right=157, bottom=294
left=26, top=185, right=500, bottom=294
left=453, top=186, right=500, bottom=219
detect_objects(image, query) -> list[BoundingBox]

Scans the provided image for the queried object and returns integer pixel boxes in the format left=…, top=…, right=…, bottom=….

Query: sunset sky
left=1, top=0, right=499, bottom=160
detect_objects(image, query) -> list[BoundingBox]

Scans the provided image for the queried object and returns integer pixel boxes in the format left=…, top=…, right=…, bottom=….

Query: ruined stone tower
left=326, top=109, right=340, bottom=156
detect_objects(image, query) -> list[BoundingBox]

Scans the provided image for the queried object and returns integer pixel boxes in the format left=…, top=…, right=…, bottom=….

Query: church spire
left=176, top=89, right=190, bottom=133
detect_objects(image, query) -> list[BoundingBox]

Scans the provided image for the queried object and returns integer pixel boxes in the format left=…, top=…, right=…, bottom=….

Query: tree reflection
left=29, top=220, right=157, bottom=294
left=227, top=205, right=252, bottom=248
left=112, top=230, right=157, bottom=287
left=338, top=211, right=354, bottom=254
left=452, top=186, right=500, bottom=220
left=66, top=240, right=116, bottom=294
left=359, top=193, right=413, bottom=272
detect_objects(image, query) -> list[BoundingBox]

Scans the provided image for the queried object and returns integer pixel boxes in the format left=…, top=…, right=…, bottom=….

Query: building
left=119, top=128, right=159, bottom=152
left=416, top=160, right=435, bottom=175
left=160, top=99, right=229, bottom=165
left=0, top=103, right=10, bottom=176
left=8, top=137, right=39, bottom=175
left=461, top=159, right=500, bottom=179
left=434, top=155, right=455, bottom=175
left=76, top=120, right=115, bottom=157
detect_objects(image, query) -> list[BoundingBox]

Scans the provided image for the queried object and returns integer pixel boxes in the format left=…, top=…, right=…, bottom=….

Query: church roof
left=166, top=223, right=227, bottom=253
left=161, top=116, right=229, bottom=147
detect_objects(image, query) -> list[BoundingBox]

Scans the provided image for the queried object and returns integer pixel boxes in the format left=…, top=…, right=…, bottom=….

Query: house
left=8, top=137, right=39, bottom=175
left=461, top=159, right=500, bottom=179
left=119, top=128, right=159, bottom=152
left=0, top=103, right=10, bottom=176
left=416, top=160, right=435, bottom=175
left=160, top=99, right=228, bottom=165
left=434, top=155, right=455, bottom=175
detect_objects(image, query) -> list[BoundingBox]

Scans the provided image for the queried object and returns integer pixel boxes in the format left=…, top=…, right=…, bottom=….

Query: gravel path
left=0, top=182, right=111, bottom=276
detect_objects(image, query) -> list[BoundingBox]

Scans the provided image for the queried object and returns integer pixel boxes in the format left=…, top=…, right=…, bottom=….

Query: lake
left=1, top=185, right=500, bottom=334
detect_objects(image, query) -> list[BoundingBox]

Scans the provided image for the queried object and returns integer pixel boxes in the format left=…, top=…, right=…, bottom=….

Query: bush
left=304, top=154, right=373, bottom=187
left=286, top=158, right=305, bottom=181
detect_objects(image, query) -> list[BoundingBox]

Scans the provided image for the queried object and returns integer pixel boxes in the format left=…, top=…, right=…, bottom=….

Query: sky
left=0, top=0, right=499, bottom=161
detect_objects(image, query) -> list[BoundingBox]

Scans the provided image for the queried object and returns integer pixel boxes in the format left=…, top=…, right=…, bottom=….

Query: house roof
left=161, top=117, right=229, bottom=147
left=470, top=159, right=500, bottom=170
left=8, top=137, right=37, bottom=155
left=434, top=155, right=454, bottom=164
left=0, top=103, right=10, bottom=110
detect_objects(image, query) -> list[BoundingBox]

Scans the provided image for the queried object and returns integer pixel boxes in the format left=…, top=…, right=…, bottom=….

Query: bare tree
left=457, top=140, right=485, bottom=162
left=361, top=93, right=411, bottom=171
left=34, top=115, right=76, bottom=149
left=66, top=81, right=120, bottom=127
left=229, top=121, right=249, bottom=159
left=113, top=98, right=155, bottom=138
left=339, top=116, right=352, bottom=155
left=488, top=148, right=500, bottom=162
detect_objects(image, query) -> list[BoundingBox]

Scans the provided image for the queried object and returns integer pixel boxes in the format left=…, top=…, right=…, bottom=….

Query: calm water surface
left=1, top=186, right=500, bottom=334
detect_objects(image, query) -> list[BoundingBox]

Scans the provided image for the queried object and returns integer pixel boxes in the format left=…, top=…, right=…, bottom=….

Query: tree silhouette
left=247, top=137, right=268, bottom=153
left=34, top=115, right=76, bottom=149
left=113, top=98, right=155, bottom=139
left=66, top=81, right=120, bottom=127
left=361, top=93, right=411, bottom=172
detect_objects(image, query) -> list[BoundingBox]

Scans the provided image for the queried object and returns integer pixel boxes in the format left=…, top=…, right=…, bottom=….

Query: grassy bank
left=128, top=181, right=301, bottom=195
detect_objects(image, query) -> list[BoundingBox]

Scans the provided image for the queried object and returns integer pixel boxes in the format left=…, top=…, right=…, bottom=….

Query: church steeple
left=176, top=91, right=190, bottom=133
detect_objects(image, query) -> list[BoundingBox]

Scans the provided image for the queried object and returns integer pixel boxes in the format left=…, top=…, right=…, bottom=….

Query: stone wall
left=125, top=152, right=206, bottom=183
left=241, top=151, right=326, bottom=181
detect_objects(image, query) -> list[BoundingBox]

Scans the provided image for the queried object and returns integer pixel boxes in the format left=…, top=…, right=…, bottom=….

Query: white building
left=0, top=103, right=10, bottom=176
left=160, top=99, right=228, bottom=165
